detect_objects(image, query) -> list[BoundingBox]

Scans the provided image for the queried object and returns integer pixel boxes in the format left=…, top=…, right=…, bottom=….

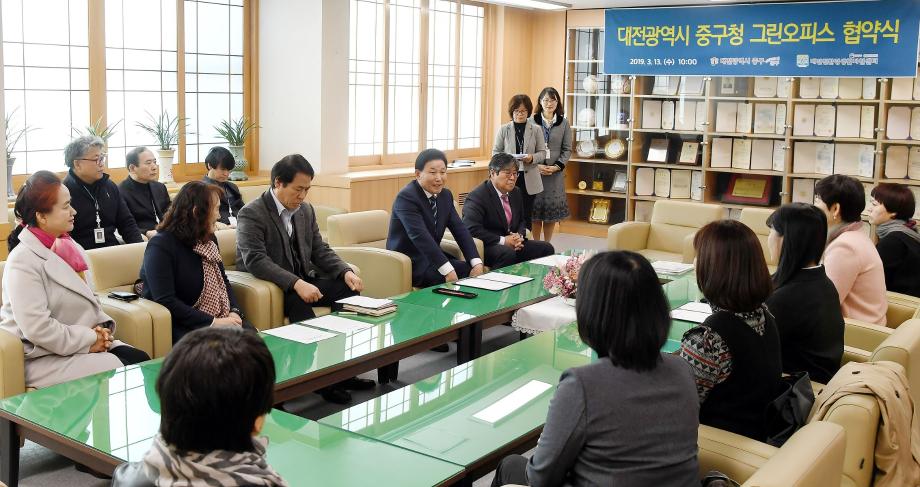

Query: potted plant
left=4, top=109, right=36, bottom=197
left=74, top=117, right=122, bottom=146
left=214, top=116, right=258, bottom=181
left=137, top=111, right=184, bottom=184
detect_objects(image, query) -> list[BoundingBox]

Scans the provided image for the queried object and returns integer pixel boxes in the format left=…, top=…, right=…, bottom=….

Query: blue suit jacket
left=387, top=180, right=480, bottom=282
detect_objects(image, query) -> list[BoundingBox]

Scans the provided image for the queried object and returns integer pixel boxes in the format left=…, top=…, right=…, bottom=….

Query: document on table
left=303, top=315, right=374, bottom=334
left=478, top=272, right=534, bottom=285
left=336, top=295, right=394, bottom=309
left=456, top=277, right=515, bottom=291
left=472, top=380, right=553, bottom=425
left=404, top=428, right=467, bottom=454
left=263, top=325, right=336, bottom=345
left=672, top=302, right=713, bottom=324
left=651, top=261, right=694, bottom=275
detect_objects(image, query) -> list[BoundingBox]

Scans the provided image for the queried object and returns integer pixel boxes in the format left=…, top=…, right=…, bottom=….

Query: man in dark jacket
left=62, top=136, right=143, bottom=250
left=462, top=153, right=554, bottom=269
left=119, top=146, right=171, bottom=239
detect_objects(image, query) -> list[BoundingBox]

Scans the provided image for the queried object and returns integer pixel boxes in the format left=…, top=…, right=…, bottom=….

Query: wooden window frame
left=348, top=0, right=488, bottom=169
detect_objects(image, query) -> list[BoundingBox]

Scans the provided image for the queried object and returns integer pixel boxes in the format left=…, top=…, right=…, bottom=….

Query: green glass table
left=0, top=361, right=464, bottom=487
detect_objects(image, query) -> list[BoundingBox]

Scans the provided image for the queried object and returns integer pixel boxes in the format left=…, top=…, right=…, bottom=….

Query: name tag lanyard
left=81, top=184, right=105, bottom=243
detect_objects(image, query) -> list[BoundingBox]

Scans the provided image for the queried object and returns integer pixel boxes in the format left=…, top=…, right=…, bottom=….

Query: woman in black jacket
left=765, top=203, right=844, bottom=384
left=869, top=183, right=920, bottom=298
left=140, top=181, right=252, bottom=343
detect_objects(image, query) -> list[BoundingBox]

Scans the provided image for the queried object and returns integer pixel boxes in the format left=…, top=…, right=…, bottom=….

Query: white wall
left=258, top=0, right=349, bottom=175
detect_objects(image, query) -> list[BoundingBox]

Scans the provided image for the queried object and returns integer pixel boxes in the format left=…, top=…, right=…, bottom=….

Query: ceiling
left=567, top=0, right=818, bottom=8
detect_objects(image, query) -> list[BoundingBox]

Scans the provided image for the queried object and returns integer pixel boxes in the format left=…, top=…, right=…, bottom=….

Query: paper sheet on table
left=672, top=309, right=711, bottom=324
left=472, top=380, right=553, bottom=425
left=263, top=325, right=336, bottom=345
left=478, top=272, right=534, bottom=285
left=651, top=261, right=694, bottom=275
left=335, top=295, right=394, bottom=309
left=528, top=255, right=568, bottom=267
left=456, top=277, right=514, bottom=291
left=302, top=315, right=374, bottom=334
left=677, top=301, right=712, bottom=314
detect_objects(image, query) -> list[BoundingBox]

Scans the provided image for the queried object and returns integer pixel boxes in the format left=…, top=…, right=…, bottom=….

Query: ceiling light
left=485, top=0, right=571, bottom=10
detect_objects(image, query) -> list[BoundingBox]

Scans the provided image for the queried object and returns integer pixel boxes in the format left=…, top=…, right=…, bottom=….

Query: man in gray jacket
left=236, top=154, right=373, bottom=403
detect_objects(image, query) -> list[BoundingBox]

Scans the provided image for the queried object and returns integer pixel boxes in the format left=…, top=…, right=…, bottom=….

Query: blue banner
left=603, top=0, right=920, bottom=77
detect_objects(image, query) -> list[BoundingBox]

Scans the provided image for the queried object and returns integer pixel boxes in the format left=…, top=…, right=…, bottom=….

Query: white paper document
left=672, top=309, right=712, bottom=324
left=677, top=301, right=713, bottom=314
left=304, top=315, right=374, bottom=334
left=478, top=272, right=534, bottom=285
left=456, top=277, right=514, bottom=291
left=472, top=380, right=553, bottom=425
left=263, top=325, right=336, bottom=345
left=529, top=255, right=568, bottom=267
left=336, top=296, right=394, bottom=309
left=652, top=261, right=694, bottom=275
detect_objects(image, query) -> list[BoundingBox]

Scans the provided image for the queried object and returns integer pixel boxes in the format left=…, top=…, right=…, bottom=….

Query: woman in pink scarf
left=1, top=171, right=149, bottom=389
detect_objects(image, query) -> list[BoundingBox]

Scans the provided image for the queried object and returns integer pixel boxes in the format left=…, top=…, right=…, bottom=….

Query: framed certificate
left=722, top=175, right=773, bottom=206
left=679, top=142, right=700, bottom=164
left=588, top=198, right=611, bottom=224
left=611, top=171, right=628, bottom=192
left=647, top=138, right=670, bottom=162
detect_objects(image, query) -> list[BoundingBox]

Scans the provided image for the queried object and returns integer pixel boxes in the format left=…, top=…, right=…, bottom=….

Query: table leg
left=0, top=418, right=20, bottom=487
left=457, top=323, right=483, bottom=365
left=377, top=362, right=399, bottom=384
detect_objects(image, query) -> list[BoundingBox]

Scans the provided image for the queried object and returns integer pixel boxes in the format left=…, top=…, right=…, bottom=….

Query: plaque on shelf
left=813, top=105, right=836, bottom=137
left=799, top=77, right=820, bottom=99
left=610, top=76, right=630, bottom=94
left=576, top=139, right=596, bottom=158
left=642, top=100, right=663, bottom=129
left=858, top=144, right=875, bottom=178
left=862, top=77, right=878, bottom=100
left=910, top=147, right=920, bottom=180
left=736, top=103, right=753, bottom=133
left=635, top=167, right=655, bottom=196
left=753, top=103, right=777, bottom=134
left=604, top=138, right=627, bottom=160
left=711, top=138, right=733, bottom=168
left=647, top=138, right=670, bottom=162
left=887, top=107, right=911, bottom=140
left=588, top=198, right=611, bottom=224
left=652, top=76, right=680, bottom=96
left=678, top=76, right=705, bottom=96
left=815, top=143, right=835, bottom=175
left=675, top=101, right=697, bottom=131
left=611, top=171, right=628, bottom=192
left=891, top=78, right=914, bottom=100
left=661, top=101, right=676, bottom=130
left=751, top=139, right=774, bottom=170
left=777, top=77, right=792, bottom=98
left=793, top=104, right=816, bottom=136
left=731, top=138, right=752, bottom=169
left=671, top=170, right=692, bottom=199
left=775, top=104, right=787, bottom=135
left=886, top=145, right=909, bottom=178
left=591, top=179, right=605, bottom=191
left=819, top=77, right=839, bottom=99
left=833, top=143, right=860, bottom=176
left=860, top=106, right=876, bottom=139
left=772, top=141, right=786, bottom=172
left=695, top=103, right=707, bottom=132
left=719, top=77, right=741, bottom=95
left=793, top=142, right=819, bottom=173
left=722, top=174, right=773, bottom=206
left=582, top=75, right=598, bottom=94
left=691, top=171, right=703, bottom=201
left=716, top=102, right=738, bottom=133
left=654, top=168, right=671, bottom=197
left=577, top=107, right=596, bottom=127
left=792, top=178, right=816, bottom=204
left=753, top=77, right=777, bottom=98
left=910, top=107, right=920, bottom=140
left=836, top=105, right=861, bottom=138
left=678, top=142, right=700, bottom=164
left=578, top=180, right=588, bottom=190
left=838, top=78, right=862, bottom=100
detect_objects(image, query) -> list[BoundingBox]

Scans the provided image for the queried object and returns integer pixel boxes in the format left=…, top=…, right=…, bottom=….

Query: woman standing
left=869, top=183, right=920, bottom=298
left=140, top=181, right=252, bottom=344
left=814, top=175, right=888, bottom=325
left=493, top=94, right=547, bottom=231
left=2, top=171, right=149, bottom=388
left=530, top=87, right=571, bottom=242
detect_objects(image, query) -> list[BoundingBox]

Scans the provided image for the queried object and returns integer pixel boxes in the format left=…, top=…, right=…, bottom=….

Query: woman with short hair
left=492, top=251, right=699, bottom=487
left=814, top=175, right=887, bottom=324
left=680, top=220, right=782, bottom=442
left=765, top=203, right=844, bottom=384
left=869, top=182, right=920, bottom=298
left=112, top=327, right=286, bottom=486
left=493, top=94, right=547, bottom=231
left=140, top=181, right=252, bottom=344
left=2, top=171, right=149, bottom=388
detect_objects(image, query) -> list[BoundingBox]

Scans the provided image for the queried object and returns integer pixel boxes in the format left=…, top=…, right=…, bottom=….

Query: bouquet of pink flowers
left=543, top=254, right=587, bottom=300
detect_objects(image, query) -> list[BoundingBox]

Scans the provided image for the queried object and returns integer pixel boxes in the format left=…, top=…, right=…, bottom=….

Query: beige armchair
left=840, top=318, right=920, bottom=405
left=238, top=184, right=267, bottom=204
left=326, top=210, right=414, bottom=297
left=739, top=207, right=778, bottom=270
left=215, top=229, right=285, bottom=330
left=607, top=200, right=723, bottom=263
left=314, top=204, right=347, bottom=242
left=84, top=243, right=172, bottom=358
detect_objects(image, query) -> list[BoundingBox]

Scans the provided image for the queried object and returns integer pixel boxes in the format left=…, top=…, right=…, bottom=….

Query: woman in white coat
left=493, top=94, right=548, bottom=231
left=1, top=171, right=149, bottom=389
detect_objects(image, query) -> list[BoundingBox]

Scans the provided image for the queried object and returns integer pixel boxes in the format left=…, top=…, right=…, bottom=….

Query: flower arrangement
left=543, top=254, right=587, bottom=301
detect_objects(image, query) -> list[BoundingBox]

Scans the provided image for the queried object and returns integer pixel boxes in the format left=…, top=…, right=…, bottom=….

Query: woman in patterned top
left=679, top=219, right=783, bottom=442
left=139, top=181, right=254, bottom=344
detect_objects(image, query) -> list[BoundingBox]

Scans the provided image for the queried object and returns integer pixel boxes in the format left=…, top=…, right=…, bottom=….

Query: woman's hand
left=89, top=326, right=112, bottom=353
left=522, top=154, right=534, bottom=164
left=213, top=315, right=243, bottom=327
left=538, top=165, right=558, bottom=176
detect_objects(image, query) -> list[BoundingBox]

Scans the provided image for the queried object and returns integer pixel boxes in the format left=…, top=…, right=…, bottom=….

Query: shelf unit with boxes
left=561, top=14, right=920, bottom=236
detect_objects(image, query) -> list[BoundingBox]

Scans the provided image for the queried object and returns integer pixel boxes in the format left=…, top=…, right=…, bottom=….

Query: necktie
left=429, top=195, right=438, bottom=222
left=500, top=194, right=513, bottom=228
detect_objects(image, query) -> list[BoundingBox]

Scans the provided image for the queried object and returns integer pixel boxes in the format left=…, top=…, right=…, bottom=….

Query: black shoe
left=319, top=386, right=352, bottom=404
left=341, top=377, right=376, bottom=390
left=74, top=462, right=111, bottom=479
left=431, top=344, right=450, bottom=352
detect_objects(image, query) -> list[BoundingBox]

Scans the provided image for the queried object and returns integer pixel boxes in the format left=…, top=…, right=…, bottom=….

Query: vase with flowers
left=543, top=254, right=587, bottom=306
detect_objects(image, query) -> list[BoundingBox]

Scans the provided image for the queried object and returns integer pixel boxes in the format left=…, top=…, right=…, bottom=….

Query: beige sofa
left=607, top=200, right=723, bottom=263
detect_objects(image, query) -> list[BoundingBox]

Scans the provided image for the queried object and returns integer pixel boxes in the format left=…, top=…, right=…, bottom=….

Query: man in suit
left=236, top=154, right=373, bottom=403
left=387, top=148, right=485, bottom=288
left=463, top=153, right=555, bottom=269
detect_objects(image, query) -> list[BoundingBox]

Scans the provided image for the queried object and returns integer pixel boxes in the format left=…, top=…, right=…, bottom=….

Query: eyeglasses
left=512, top=109, right=530, bottom=116
left=496, top=169, right=518, bottom=178
left=77, top=153, right=107, bottom=165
